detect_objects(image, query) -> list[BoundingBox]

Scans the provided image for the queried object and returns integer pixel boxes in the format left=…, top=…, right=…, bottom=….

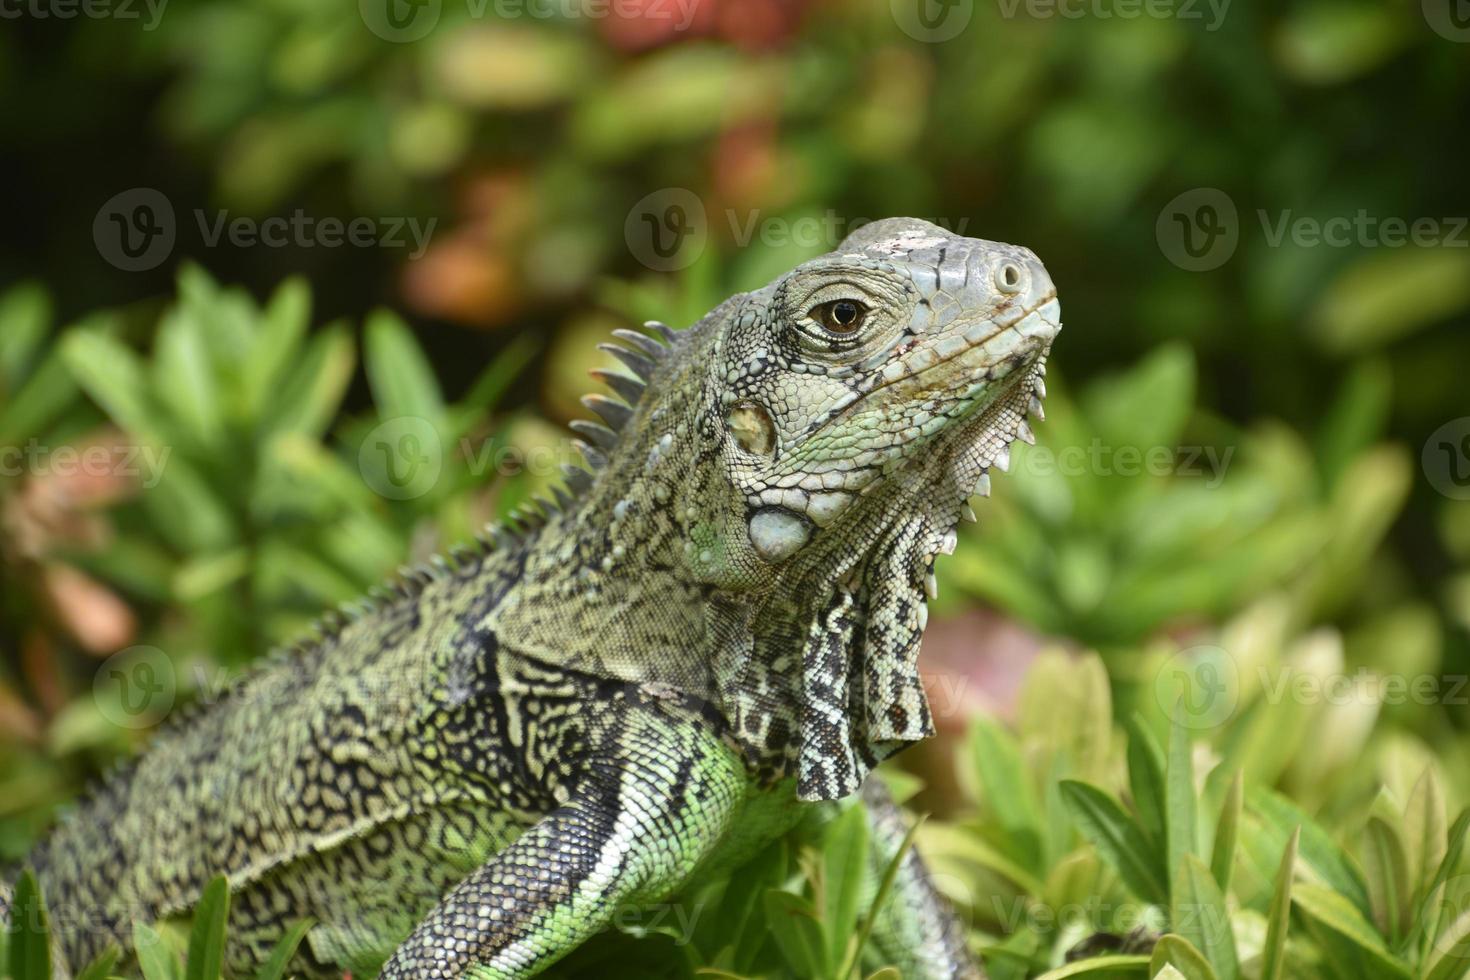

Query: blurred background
left=3, top=0, right=1470, bottom=974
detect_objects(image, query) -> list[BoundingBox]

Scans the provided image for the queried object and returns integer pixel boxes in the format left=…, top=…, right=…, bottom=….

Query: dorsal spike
left=598, top=343, right=657, bottom=381
left=572, top=439, right=609, bottom=470
left=646, top=320, right=677, bottom=342
left=561, top=464, right=594, bottom=493
left=569, top=419, right=618, bottom=450
left=590, top=368, right=646, bottom=405
left=612, top=328, right=667, bottom=360
left=582, top=393, right=634, bottom=430
left=552, top=484, right=574, bottom=508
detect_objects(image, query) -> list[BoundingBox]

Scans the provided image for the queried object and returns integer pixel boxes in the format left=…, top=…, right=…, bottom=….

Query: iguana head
left=708, top=217, right=1057, bottom=562
left=566, top=216, right=1058, bottom=799
left=683, top=216, right=1060, bottom=797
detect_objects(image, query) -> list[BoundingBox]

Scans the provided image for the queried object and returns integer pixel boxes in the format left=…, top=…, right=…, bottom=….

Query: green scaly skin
left=6, top=217, right=1060, bottom=978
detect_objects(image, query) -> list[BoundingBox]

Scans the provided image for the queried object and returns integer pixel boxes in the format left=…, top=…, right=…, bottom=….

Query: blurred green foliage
left=2, top=0, right=1469, bottom=976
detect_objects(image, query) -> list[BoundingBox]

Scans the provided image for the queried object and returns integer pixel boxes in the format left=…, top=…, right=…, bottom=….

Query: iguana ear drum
left=727, top=400, right=776, bottom=456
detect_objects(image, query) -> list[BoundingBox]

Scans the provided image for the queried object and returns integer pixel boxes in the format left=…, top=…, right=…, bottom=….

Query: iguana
left=5, top=217, right=1060, bottom=979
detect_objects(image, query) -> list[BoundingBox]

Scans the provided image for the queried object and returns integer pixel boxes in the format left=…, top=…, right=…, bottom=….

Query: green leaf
left=260, top=322, right=355, bottom=438
left=0, top=282, right=51, bottom=387
left=1422, top=909, right=1470, bottom=980
left=1248, top=787, right=1372, bottom=917
left=1166, top=712, right=1199, bottom=896
left=724, top=839, right=788, bottom=973
left=1405, top=767, right=1449, bottom=902
left=1084, top=342, right=1195, bottom=459
left=6, top=870, right=52, bottom=980
left=134, top=921, right=179, bottom=980
left=1210, top=771, right=1243, bottom=895
left=1033, top=954, right=1151, bottom=978
left=1259, top=826, right=1298, bottom=980
left=140, top=456, right=237, bottom=553
left=822, top=803, right=869, bottom=969
left=762, top=890, right=828, bottom=979
left=365, top=309, right=446, bottom=428
left=1172, top=854, right=1238, bottom=980
left=1408, top=809, right=1470, bottom=961
left=1126, top=715, right=1166, bottom=847
left=1149, top=934, right=1219, bottom=980
left=185, top=874, right=229, bottom=980
left=75, top=944, right=122, bottom=980
left=0, top=346, right=78, bottom=446
left=1059, top=780, right=1167, bottom=903
left=252, top=918, right=314, bottom=980
left=155, top=305, right=224, bottom=450
left=1292, top=883, right=1409, bottom=978
left=241, top=277, right=312, bottom=417
left=966, top=716, right=1043, bottom=874
left=61, top=324, right=164, bottom=442
left=1362, top=815, right=1410, bottom=944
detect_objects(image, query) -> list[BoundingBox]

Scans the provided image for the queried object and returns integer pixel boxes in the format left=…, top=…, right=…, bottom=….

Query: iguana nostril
left=727, top=401, right=776, bottom=455
left=996, top=262, right=1023, bottom=293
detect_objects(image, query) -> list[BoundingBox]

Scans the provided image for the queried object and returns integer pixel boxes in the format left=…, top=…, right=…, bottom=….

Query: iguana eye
left=810, top=299, right=867, bottom=334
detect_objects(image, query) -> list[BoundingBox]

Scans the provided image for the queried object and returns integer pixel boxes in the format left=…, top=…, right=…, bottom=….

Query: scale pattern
left=10, top=217, right=1060, bottom=979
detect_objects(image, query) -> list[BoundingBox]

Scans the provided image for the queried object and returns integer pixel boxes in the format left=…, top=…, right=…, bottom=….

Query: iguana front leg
left=378, top=710, right=747, bottom=980
left=860, top=779, right=981, bottom=980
